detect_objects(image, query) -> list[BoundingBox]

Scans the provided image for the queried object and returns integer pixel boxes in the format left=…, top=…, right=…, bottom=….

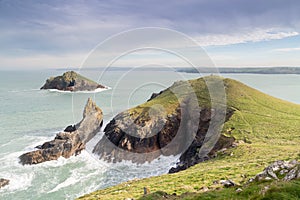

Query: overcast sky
left=1, top=0, right=300, bottom=69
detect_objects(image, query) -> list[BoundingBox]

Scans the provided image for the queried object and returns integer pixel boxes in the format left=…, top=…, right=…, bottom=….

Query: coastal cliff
left=79, top=76, right=300, bottom=200
left=19, top=98, right=103, bottom=165
left=41, top=71, right=105, bottom=92
left=93, top=76, right=235, bottom=171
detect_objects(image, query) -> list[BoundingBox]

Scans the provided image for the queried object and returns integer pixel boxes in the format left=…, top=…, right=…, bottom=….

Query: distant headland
left=177, top=66, right=300, bottom=74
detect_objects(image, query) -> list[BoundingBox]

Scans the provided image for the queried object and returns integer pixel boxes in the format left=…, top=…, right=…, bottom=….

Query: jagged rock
left=19, top=98, right=103, bottom=165
left=249, top=160, right=300, bottom=182
left=0, top=178, right=9, bottom=189
left=40, top=71, right=106, bottom=92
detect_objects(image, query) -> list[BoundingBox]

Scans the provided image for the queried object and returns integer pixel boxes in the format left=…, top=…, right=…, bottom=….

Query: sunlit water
left=0, top=69, right=300, bottom=199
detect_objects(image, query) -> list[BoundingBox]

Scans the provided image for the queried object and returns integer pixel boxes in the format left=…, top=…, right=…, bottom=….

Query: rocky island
left=40, top=71, right=106, bottom=92
left=19, top=98, right=103, bottom=165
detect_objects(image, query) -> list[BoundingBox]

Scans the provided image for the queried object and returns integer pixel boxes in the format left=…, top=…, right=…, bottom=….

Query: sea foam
left=48, top=87, right=111, bottom=94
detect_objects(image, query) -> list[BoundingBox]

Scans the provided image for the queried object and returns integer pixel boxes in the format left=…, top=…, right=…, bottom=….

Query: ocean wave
left=0, top=123, right=176, bottom=199
left=0, top=151, right=35, bottom=193
left=8, top=86, right=112, bottom=94
left=47, top=151, right=107, bottom=194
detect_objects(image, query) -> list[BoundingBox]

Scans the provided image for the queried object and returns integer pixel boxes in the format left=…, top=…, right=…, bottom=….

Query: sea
left=0, top=69, right=300, bottom=200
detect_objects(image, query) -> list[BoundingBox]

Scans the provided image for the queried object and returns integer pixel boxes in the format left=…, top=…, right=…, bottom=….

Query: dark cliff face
left=93, top=77, right=235, bottom=172
left=93, top=98, right=235, bottom=172
left=169, top=108, right=235, bottom=173
left=40, top=71, right=105, bottom=92
left=93, top=108, right=182, bottom=163
left=93, top=107, right=234, bottom=163
left=19, top=98, right=103, bottom=165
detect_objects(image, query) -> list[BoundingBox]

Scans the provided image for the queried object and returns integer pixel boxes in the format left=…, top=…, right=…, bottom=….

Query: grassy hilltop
left=79, top=76, right=300, bottom=200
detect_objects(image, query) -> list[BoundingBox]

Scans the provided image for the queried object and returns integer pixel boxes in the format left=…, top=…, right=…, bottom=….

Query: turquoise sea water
left=0, top=69, right=300, bottom=199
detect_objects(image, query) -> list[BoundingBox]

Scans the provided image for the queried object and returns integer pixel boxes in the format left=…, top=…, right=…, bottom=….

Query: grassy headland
left=79, top=76, right=300, bottom=200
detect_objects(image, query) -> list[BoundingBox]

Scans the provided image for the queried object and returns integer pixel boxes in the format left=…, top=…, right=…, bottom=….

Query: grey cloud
left=0, top=0, right=300, bottom=57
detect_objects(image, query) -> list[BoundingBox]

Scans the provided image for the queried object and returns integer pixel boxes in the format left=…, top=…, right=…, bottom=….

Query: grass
left=78, top=76, right=300, bottom=200
left=139, top=179, right=300, bottom=200
left=61, top=71, right=99, bottom=84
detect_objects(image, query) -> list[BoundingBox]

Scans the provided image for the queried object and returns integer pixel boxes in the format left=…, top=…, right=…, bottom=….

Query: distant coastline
left=56, top=67, right=300, bottom=74
left=177, top=67, right=300, bottom=74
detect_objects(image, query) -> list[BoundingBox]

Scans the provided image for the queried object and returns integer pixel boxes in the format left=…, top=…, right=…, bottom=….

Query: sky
left=0, top=0, right=300, bottom=69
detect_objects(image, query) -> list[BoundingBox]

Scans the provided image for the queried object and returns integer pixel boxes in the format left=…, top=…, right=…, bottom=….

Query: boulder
left=0, top=178, right=9, bottom=189
left=220, top=179, right=236, bottom=188
left=19, top=98, right=103, bottom=165
left=40, top=71, right=106, bottom=92
left=249, top=160, right=300, bottom=182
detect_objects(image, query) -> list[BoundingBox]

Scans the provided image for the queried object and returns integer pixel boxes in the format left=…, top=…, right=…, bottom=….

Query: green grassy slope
left=139, top=179, right=300, bottom=200
left=79, top=76, right=300, bottom=200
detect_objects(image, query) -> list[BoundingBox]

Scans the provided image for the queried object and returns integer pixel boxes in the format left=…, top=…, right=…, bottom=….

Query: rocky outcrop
left=19, top=98, right=103, bottom=165
left=169, top=132, right=235, bottom=173
left=0, top=178, right=9, bottom=189
left=93, top=107, right=182, bottom=163
left=93, top=78, right=235, bottom=170
left=41, top=71, right=106, bottom=92
left=249, top=160, right=300, bottom=182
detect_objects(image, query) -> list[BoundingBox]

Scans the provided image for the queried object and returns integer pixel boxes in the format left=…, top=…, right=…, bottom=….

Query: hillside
left=79, top=76, right=300, bottom=200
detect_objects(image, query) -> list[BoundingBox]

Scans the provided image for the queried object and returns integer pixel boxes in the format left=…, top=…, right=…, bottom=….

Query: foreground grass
left=79, top=143, right=300, bottom=200
left=140, top=179, right=300, bottom=200
left=79, top=77, right=300, bottom=200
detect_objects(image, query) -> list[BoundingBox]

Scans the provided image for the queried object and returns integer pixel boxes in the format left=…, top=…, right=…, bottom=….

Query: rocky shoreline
left=19, top=98, right=103, bottom=165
